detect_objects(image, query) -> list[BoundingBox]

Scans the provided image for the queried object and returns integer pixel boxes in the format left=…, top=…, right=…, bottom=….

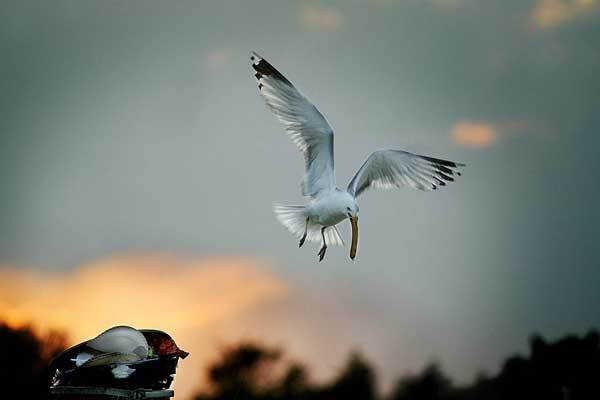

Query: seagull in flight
left=250, top=52, right=464, bottom=261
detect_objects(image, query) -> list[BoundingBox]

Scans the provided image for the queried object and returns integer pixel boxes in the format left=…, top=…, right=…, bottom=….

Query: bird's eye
left=346, top=207, right=351, bottom=212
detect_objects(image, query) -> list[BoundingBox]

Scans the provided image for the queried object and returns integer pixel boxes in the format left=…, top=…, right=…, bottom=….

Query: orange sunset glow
left=0, top=255, right=288, bottom=399
left=450, top=121, right=498, bottom=148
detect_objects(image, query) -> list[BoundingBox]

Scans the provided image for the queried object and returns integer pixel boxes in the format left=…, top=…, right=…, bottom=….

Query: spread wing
left=251, top=52, right=335, bottom=198
left=347, top=150, right=465, bottom=197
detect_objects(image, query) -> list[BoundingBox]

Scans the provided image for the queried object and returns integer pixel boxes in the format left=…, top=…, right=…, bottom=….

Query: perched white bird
left=251, top=52, right=464, bottom=261
left=87, top=325, right=148, bottom=358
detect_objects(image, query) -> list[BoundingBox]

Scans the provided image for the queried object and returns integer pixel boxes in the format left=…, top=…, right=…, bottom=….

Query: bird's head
left=339, top=192, right=359, bottom=218
left=344, top=203, right=359, bottom=219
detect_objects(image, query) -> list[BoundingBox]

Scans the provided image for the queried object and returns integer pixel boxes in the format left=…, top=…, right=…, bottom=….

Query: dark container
left=49, top=386, right=174, bottom=399
left=49, top=329, right=188, bottom=399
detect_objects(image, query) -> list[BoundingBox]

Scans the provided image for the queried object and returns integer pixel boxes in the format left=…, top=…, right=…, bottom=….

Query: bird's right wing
left=251, top=52, right=335, bottom=198
left=347, top=150, right=464, bottom=197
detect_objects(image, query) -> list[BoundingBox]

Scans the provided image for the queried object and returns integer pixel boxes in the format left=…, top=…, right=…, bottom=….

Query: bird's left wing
left=251, top=52, right=335, bottom=198
left=347, top=150, right=464, bottom=197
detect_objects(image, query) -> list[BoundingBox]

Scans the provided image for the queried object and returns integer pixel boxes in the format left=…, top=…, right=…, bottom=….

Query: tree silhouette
left=487, top=331, right=600, bottom=400
left=0, top=322, right=66, bottom=399
left=0, top=318, right=598, bottom=400
left=390, top=363, right=451, bottom=400
left=193, top=345, right=377, bottom=400
left=326, top=352, right=377, bottom=400
left=194, top=342, right=284, bottom=400
left=192, top=330, right=600, bottom=400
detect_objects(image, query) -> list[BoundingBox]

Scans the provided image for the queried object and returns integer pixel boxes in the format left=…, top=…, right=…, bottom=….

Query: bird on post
left=250, top=52, right=464, bottom=261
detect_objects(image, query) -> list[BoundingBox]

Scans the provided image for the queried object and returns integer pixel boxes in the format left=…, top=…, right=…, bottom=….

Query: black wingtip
left=418, top=154, right=465, bottom=187
left=251, top=54, right=292, bottom=86
left=420, top=155, right=465, bottom=168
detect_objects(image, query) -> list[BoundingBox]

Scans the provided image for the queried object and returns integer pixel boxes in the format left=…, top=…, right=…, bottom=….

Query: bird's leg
left=318, top=226, right=327, bottom=262
left=299, top=218, right=309, bottom=248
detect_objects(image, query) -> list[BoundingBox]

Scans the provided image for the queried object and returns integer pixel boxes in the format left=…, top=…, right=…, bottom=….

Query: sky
left=1, top=0, right=600, bottom=399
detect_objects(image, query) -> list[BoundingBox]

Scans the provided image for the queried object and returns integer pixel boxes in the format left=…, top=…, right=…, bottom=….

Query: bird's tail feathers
left=273, top=203, right=343, bottom=247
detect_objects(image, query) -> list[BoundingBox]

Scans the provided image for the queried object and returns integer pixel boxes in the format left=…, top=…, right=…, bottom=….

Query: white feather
left=87, top=326, right=148, bottom=358
left=273, top=204, right=343, bottom=247
left=252, top=52, right=336, bottom=198
left=347, top=150, right=465, bottom=197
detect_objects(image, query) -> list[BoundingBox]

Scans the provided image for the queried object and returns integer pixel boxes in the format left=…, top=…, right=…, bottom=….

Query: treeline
left=0, top=322, right=66, bottom=398
left=0, top=322, right=598, bottom=399
left=192, top=331, right=600, bottom=400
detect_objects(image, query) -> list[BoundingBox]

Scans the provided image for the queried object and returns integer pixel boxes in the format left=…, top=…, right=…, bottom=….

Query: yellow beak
left=350, top=216, right=359, bottom=260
